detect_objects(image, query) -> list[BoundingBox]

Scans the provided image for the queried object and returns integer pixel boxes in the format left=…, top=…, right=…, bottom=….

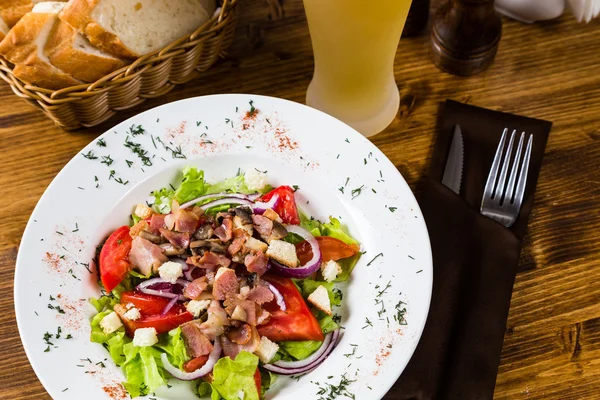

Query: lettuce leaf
left=121, top=345, right=166, bottom=397
left=321, top=217, right=358, bottom=245
left=174, top=167, right=208, bottom=204
left=197, top=382, right=222, bottom=400
left=151, top=187, right=175, bottom=214
left=260, top=369, right=276, bottom=397
left=296, top=279, right=342, bottom=307
left=211, top=351, right=260, bottom=400
left=154, top=327, right=189, bottom=370
left=205, top=174, right=251, bottom=195
left=299, top=212, right=323, bottom=237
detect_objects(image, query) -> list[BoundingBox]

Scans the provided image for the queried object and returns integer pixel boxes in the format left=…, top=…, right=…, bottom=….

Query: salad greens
left=89, top=167, right=361, bottom=399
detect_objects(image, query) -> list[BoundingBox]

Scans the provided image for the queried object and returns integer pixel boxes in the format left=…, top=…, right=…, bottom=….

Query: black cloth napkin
left=388, top=100, right=552, bottom=400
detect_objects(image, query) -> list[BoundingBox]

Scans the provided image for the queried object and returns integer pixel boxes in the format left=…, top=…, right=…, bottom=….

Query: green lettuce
left=296, top=279, right=342, bottom=307
left=91, top=306, right=188, bottom=397
left=155, top=327, right=189, bottom=370
left=121, top=345, right=166, bottom=397
left=205, top=174, right=250, bottom=195
left=174, top=167, right=208, bottom=204
left=211, top=351, right=260, bottom=400
left=151, top=187, right=175, bottom=214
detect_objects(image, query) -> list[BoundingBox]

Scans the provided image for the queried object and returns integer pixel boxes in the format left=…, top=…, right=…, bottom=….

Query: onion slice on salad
left=269, top=225, right=322, bottom=279
left=136, top=277, right=188, bottom=301
left=160, top=296, right=179, bottom=316
left=198, top=197, right=254, bottom=211
left=268, top=283, right=286, bottom=312
left=161, top=337, right=222, bottom=380
left=180, top=192, right=258, bottom=210
left=263, top=329, right=340, bottom=375
left=251, top=194, right=279, bottom=215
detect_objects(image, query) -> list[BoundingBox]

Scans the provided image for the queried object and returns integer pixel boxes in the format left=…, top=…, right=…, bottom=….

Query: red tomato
left=254, top=368, right=262, bottom=398
left=296, top=236, right=360, bottom=266
left=99, top=226, right=133, bottom=292
left=119, top=304, right=193, bottom=337
left=120, top=292, right=172, bottom=316
left=183, top=355, right=209, bottom=372
left=259, top=186, right=300, bottom=225
left=258, top=274, right=324, bottom=342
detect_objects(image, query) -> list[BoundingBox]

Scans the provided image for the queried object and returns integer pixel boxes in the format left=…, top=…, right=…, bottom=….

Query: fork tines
left=481, top=128, right=533, bottom=227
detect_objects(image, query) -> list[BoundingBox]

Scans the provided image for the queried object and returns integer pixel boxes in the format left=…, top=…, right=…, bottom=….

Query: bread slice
left=0, top=0, right=66, bottom=27
left=0, top=2, right=82, bottom=90
left=60, top=0, right=214, bottom=59
left=46, top=20, right=126, bottom=83
left=0, top=17, right=8, bottom=42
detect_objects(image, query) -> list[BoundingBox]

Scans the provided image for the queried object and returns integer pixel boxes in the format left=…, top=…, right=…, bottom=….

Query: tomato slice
left=99, top=226, right=133, bottom=292
left=254, top=368, right=262, bottom=398
left=183, top=355, right=209, bottom=372
left=119, top=304, right=193, bottom=337
left=258, top=186, right=300, bottom=225
left=120, top=292, right=172, bottom=316
left=258, top=274, right=324, bottom=342
left=296, top=236, right=360, bottom=266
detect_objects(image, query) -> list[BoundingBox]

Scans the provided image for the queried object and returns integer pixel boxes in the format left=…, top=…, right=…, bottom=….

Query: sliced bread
left=0, top=2, right=81, bottom=90
left=60, top=0, right=213, bottom=59
left=0, top=16, right=8, bottom=41
left=0, top=0, right=66, bottom=27
left=46, top=20, right=126, bottom=83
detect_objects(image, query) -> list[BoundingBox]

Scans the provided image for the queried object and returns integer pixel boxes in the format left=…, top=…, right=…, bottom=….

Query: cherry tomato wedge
left=296, top=236, right=360, bottom=266
left=254, top=368, right=262, bottom=398
left=258, top=274, right=324, bottom=342
left=99, top=226, right=133, bottom=292
left=117, top=303, right=193, bottom=337
left=183, top=355, right=209, bottom=372
left=120, top=292, right=172, bottom=316
left=258, top=186, right=300, bottom=225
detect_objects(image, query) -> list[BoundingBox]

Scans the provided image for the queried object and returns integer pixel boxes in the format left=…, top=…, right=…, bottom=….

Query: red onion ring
left=251, top=194, right=279, bottom=214
left=160, top=296, right=178, bottom=316
left=269, top=225, right=322, bottom=279
left=160, top=337, right=222, bottom=380
left=263, top=329, right=340, bottom=375
left=268, top=283, right=286, bottom=312
left=136, top=277, right=188, bottom=301
left=180, top=193, right=256, bottom=210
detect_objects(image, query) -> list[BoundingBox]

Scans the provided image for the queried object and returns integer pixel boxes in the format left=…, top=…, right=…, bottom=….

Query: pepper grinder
left=430, top=0, right=502, bottom=76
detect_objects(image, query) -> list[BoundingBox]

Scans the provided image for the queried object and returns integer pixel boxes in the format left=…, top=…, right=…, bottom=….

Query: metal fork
left=480, top=128, right=533, bottom=227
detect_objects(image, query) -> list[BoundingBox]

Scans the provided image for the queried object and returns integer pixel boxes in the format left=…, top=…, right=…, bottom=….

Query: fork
left=480, top=128, right=533, bottom=227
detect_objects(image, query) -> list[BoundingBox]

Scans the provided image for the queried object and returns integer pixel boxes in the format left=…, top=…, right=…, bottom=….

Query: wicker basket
left=0, top=0, right=238, bottom=130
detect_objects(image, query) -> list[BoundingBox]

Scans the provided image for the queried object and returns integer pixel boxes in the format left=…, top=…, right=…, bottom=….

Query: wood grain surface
left=1, top=0, right=599, bottom=399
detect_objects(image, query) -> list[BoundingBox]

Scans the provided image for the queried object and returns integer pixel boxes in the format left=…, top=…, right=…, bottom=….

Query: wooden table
left=1, top=1, right=599, bottom=399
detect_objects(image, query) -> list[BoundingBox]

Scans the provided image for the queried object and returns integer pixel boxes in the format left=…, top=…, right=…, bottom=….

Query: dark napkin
left=388, top=100, right=552, bottom=400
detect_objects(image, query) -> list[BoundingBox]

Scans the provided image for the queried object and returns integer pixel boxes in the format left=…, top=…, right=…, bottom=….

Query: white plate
left=15, top=94, right=432, bottom=400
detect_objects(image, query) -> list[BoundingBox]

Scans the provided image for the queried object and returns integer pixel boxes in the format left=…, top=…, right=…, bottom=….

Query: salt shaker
left=430, top=0, right=502, bottom=76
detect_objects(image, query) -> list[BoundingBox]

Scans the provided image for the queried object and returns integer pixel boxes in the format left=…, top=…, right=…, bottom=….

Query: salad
left=90, top=167, right=361, bottom=399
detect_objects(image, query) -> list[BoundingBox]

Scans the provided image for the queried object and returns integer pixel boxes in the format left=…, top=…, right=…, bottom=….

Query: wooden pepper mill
left=430, top=0, right=502, bottom=76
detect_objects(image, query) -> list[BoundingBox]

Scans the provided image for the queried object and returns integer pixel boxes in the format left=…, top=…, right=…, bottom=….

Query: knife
left=441, top=125, right=464, bottom=194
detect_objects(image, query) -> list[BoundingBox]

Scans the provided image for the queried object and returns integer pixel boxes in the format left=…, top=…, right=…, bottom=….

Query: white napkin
left=567, top=0, right=599, bottom=22
left=495, top=0, right=599, bottom=23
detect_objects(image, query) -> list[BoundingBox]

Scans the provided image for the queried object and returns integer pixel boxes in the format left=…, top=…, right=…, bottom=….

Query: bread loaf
left=46, top=20, right=126, bottom=83
left=0, top=2, right=81, bottom=89
left=60, top=0, right=214, bottom=59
